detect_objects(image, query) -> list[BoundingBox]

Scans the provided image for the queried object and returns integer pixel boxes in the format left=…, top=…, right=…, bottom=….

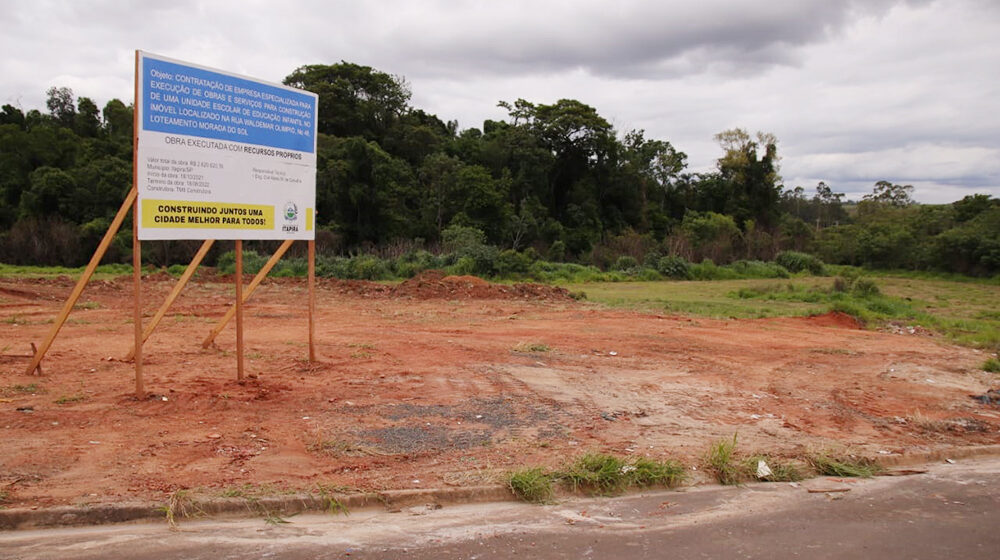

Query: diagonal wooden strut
left=24, top=187, right=138, bottom=375
left=201, top=239, right=294, bottom=348
left=123, top=239, right=215, bottom=361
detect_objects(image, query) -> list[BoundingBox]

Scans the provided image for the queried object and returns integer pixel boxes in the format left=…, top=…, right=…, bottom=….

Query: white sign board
left=136, top=51, right=318, bottom=240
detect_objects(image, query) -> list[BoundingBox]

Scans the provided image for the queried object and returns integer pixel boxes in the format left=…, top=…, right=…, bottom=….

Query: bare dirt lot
left=2, top=272, right=998, bottom=508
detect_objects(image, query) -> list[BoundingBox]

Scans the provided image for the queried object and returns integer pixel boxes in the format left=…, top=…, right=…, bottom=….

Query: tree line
left=1, top=62, right=997, bottom=276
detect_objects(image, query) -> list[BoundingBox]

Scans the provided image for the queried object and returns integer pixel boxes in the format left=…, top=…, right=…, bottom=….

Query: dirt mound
left=800, top=311, right=864, bottom=329
left=392, top=270, right=573, bottom=301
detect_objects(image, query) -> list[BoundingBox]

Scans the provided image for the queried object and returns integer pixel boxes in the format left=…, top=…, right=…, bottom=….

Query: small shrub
left=643, top=250, right=662, bottom=269
left=983, top=357, right=1000, bottom=373
left=776, top=251, right=825, bottom=275
left=507, top=468, right=555, bottom=503
left=496, top=249, right=532, bottom=276
left=216, top=250, right=269, bottom=276
left=657, top=255, right=692, bottom=279
left=167, top=264, right=187, bottom=277
left=851, top=277, right=881, bottom=297
left=808, top=454, right=883, bottom=478
left=547, top=240, right=566, bottom=262
left=612, top=256, right=639, bottom=272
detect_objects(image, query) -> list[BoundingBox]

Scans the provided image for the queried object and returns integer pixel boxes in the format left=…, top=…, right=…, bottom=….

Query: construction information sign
left=136, top=51, right=318, bottom=240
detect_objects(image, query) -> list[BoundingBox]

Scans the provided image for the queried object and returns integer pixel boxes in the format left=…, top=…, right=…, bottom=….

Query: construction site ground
left=1, top=271, right=998, bottom=510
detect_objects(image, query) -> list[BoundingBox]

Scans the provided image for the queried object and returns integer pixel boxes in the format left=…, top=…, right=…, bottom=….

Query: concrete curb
left=0, top=485, right=515, bottom=531
left=3, top=445, right=999, bottom=531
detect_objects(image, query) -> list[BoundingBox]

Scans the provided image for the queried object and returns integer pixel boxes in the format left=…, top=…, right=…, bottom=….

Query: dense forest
left=1, top=62, right=998, bottom=276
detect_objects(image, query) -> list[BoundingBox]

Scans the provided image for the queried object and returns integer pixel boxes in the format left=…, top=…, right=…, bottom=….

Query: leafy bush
left=657, top=256, right=692, bottom=279
left=496, top=249, right=532, bottom=276
left=612, top=256, right=639, bottom=272
left=547, top=240, right=566, bottom=262
left=776, top=251, right=826, bottom=275
left=216, top=250, right=268, bottom=275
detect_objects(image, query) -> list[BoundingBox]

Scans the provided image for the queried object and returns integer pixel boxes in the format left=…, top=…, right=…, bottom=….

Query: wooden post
left=235, top=240, right=244, bottom=381
left=132, top=197, right=144, bottom=397
left=23, top=187, right=138, bottom=376
left=308, top=239, right=316, bottom=362
left=123, top=239, right=214, bottom=361
left=131, top=49, right=144, bottom=398
left=201, top=239, right=293, bottom=348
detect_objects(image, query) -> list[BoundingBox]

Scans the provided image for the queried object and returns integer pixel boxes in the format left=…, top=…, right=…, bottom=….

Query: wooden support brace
left=24, top=187, right=138, bottom=375
left=123, top=239, right=214, bottom=361
left=201, top=239, right=294, bottom=348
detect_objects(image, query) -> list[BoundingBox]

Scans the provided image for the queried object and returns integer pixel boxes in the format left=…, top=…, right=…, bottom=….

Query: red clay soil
left=1, top=273, right=998, bottom=509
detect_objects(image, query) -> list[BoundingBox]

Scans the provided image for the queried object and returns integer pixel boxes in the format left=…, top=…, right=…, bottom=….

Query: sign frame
left=136, top=51, right=318, bottom=241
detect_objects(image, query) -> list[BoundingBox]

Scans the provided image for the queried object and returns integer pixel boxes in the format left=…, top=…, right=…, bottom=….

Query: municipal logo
left=283, top=201, right=298, bottom=222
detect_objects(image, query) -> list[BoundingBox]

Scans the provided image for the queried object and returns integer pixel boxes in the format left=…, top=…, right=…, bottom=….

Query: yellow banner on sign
left=142, top=199, right=274, bottom=230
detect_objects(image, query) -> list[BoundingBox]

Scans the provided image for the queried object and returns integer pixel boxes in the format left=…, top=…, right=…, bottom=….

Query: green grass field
left=563, top=275, right=1000, bottom=352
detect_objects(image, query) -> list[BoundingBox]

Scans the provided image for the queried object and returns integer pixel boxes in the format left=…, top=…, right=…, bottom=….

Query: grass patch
left=628, top=456, right=687, bottom=488
left=571, top=274, right=1000, bottom=351
left=560, top=453, right=631, bottom=495
left=513, top=341, right=551, bottom=353
left=0, top=263, right=132, bottom=280
left=507, top=468, right=556, bottom=503
left=704, top=435, right=804, bottom=484
left=983, top=358, right=1000, bottom=373
left=54, top=393, right=86, bottom=405
left=0, top=383, right=42, bottom=396
left=705, top=435, right=745, bottom=485
left=808, top=453, right=884, bottom=478
left=507, top=454, right=687, bottom=503
left=743, top=455, right=804, bottom=482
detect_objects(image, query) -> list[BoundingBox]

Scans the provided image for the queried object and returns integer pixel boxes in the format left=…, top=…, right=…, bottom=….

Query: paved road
left=3, top=457, right=999, bottom=559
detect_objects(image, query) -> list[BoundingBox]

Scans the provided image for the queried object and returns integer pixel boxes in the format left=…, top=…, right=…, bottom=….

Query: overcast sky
left=4, top=0, right=999, bottom=203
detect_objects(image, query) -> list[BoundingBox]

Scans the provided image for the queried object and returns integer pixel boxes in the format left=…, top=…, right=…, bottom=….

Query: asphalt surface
left=2, top=456, right=999, bottom=559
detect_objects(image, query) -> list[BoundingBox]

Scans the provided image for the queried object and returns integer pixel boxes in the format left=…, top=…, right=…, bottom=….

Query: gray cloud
left=1, top=0, right=997, bottom=203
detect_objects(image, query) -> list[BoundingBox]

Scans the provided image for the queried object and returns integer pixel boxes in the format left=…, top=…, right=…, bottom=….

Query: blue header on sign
left=141, top=56, right=317, bottom=153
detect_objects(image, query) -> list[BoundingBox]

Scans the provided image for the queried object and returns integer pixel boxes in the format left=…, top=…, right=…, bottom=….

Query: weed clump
left=561, top=453, right=631, bottom=495
left=705, top=434, right=745, bottom=485
left=507, top=468, right=555, bottom=503
left=705, top=435, right=805, bottom=484
left=512, top=341, right=551, bottom=353
left=983, top=357, right=1000, bottom=373
left=808, top=453, right=884, bottom=478
left=506, top=453, right=687, bottom=503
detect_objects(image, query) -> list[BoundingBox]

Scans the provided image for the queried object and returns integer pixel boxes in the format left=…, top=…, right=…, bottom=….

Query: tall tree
left=284, top=62, right=411, bottom=142
left=45, top=86, right=76, bottom=128
left=864, top=180, right=914, bottom=207
left=713, top=128, right=782, bottom=229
